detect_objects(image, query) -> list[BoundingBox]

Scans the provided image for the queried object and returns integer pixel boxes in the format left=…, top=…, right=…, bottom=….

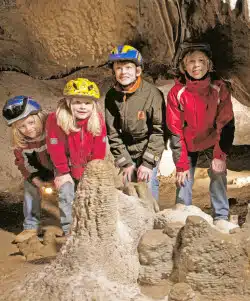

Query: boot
left=13, top=229, right=37, bottom=243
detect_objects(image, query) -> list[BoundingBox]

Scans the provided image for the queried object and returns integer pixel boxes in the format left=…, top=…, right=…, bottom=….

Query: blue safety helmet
left=2, top=95, right=41, bottom=126
left=108, top=45, right=143, bottom=66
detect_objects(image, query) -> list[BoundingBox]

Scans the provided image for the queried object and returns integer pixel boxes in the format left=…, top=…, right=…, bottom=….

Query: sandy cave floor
left=0, top=169, right=250, bottom=300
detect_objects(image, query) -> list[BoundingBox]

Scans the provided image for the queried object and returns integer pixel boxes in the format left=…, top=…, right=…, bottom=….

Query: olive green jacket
left=105, top=79, right=165, bottom=169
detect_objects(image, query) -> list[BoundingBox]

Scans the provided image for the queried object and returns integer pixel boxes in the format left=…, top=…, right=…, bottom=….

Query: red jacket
left=46, top=112, right=107, bottom=180
left=166, top=76, right=234, bottom=172
left=14, top=135, right=54, bottom=182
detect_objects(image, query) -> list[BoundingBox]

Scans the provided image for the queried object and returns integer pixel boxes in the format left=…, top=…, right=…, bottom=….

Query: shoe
left=213, top=219, right=239, bottom=234
left=13, top=229, right=37, bottom=243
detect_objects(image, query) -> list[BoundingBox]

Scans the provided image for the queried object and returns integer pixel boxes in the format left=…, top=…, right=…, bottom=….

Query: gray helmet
left=174, top=42, right=212, bottom=68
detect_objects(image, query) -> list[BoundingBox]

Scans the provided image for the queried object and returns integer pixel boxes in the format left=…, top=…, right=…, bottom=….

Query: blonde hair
left=179, top=50, right=213, bottom=74
left=11, top=111, right=47, bottom=149
left=56, top=97, right=101, bottom=136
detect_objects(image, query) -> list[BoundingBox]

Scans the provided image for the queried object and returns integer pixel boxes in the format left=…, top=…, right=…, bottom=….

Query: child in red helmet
left=2, top=96, right=54, bottom=243
left=166, top=42, right=237, bottom=232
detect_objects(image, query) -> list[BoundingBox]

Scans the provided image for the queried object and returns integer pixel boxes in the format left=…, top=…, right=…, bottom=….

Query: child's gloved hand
left=137, top=165, right=153, bottom=183
left=211, top=158, right=226, bottom=174
left=54, top=174, right=74, bottom=190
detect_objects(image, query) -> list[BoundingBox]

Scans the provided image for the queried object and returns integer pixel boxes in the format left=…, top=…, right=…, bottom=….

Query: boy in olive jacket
left=105, top=45, right=165, bottom=201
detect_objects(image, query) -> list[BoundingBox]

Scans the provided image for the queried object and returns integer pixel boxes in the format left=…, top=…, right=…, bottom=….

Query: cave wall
left=0, top=0, right=250, bottom=188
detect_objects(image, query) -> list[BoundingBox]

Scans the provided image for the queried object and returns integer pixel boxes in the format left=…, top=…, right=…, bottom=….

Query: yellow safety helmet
left=63, top=78, right=100, bottom=100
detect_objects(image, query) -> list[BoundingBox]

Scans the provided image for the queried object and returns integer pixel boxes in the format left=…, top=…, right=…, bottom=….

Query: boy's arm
left=213, top=82, right=235, bottom=160
left=46, top=113, right=70, bottom=175
left=166, top=88, right=189, bottom=172
left=105, top=97, right=133, bottom=168
left=141, top=91, right=165, bottom=169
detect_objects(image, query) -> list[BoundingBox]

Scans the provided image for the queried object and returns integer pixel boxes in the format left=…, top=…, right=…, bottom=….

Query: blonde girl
left=46, top=78, right=107, bottom=235
left=2, top=96, right=53, bottom=243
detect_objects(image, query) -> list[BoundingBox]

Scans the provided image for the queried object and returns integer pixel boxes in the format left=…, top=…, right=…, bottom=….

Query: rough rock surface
left=168, top=283, right=196, bottom=301
left=154, top=205, right=214, bottom=229
left=2, top=160, right=162, bottom=301
left=173, top=216, right=250, bottom=295
left=2, top=160, right=250, bottom=300
left=0, top=1, right=250, bottom=106
left=138, top=229, right=175, bottom=285
left=17, top=231, right=58, bottom=261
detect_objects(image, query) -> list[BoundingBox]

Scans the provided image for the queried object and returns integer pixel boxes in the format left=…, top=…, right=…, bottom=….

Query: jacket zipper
left=80, top=127, right=84, bottom=166
left=122, top=93, right=128, bottom=131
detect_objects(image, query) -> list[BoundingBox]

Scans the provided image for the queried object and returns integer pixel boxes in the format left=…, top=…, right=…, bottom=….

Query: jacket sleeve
left=166, top=88, right=189, bottom=172
left=14, top=148, right=32, bottom=180
left=91, top=113, right=107, bottom=160
left=213, top=82, right=234, bottom=160
left=105, top=95, right=133, bottom=168
left=141, top=90, right=165, bottom=169
left=46, top=113, right=70, bottom=175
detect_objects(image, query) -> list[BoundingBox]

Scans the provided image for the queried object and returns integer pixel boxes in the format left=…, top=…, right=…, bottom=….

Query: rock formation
left=3, top=159, right=250, bottom=301
left=2, top=160, right=161, bottom=301
left=173, top=216, right=250, bottom=296
left=0, top=0, right=250, bottom=106
left=168, top=283, right=196, bottom=301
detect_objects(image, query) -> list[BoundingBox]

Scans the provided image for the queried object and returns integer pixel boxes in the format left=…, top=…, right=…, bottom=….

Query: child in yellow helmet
left=46, top=78, right=107, bottom=235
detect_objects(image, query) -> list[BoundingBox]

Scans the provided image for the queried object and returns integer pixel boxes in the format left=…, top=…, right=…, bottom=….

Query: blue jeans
left=23, top=180, right=41, bottom=230
left=58, top=181, right=75, bottom=234
left=176, top=151, right=229, bottom=220
left=148, top=165, right=159, bottom=201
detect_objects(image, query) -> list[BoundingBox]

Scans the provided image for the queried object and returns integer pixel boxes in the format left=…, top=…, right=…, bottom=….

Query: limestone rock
left=2, top=160, right=159, bottom=301
left=122, top=181, right=160, bottom=213
left=138, top=229, right=174, bottom=284
left=17, top=233, right=57, bottom=261
left=154, top=205, right=214, bottom=229
left=173, top=216, right=250, bottom=296
left=163, top=222, right=184, bottom=238
left=0, top=0, right=249, bottom=108
left=168, top=283, right=196, bottom=301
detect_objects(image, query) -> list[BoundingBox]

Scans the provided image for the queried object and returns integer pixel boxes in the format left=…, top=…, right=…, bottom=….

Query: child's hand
left=137, top=165, right=153, bottom=182
left=176, top=170, right=191, bottom=187
left=122, top=165, right=136, bottom=184
left=32, top=177, right=45, bottom=188
left=54, top=174, right=74, bottom=190
left=211, top=158, right=226, bottom=174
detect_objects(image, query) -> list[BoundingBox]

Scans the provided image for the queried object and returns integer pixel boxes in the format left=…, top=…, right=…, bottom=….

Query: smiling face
left=113, top=61, right=141, bottom=86
left=70, top=97, right=94, bottom=120
left=183, top=50, right=209, bottom=79
left=15, top=115, right=40, bottom=139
